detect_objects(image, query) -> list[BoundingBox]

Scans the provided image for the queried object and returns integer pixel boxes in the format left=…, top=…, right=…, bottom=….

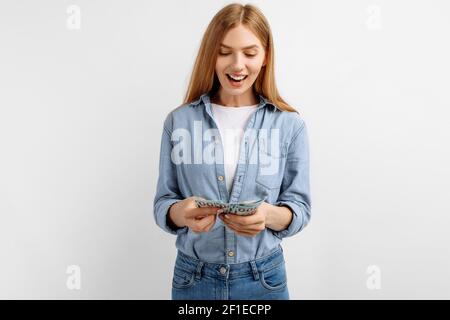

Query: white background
left=1, top=0, right=449, bottom=299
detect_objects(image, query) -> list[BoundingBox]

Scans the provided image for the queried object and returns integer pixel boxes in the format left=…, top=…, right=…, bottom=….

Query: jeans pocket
left=172, top=267, right=196, bottom=289
left=259, top=262, right=288, bottom=291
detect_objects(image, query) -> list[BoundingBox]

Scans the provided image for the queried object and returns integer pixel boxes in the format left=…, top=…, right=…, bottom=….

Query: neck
left=211, top=88, right=259, bottom=107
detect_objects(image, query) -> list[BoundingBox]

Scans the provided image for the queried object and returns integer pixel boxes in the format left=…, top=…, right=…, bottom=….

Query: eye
left=218, top=52, right=256, bottom=57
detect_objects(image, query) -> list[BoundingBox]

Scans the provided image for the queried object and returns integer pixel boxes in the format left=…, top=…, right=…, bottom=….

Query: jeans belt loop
left=249, top=260, right=259, bottom=281
left=195, top=261, right=204, bottom=281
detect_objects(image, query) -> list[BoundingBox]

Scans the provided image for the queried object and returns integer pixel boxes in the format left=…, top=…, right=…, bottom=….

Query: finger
left=220, top=217, right=239, bottom=229
left=201, top=214, right=217, bottom=229
left=201, top=216, right=217, bottom=232
left=220, top=213, right=262, bottom=226
left=221, top=218, right=246, bottom=232
left=220, top=214, right=263, bottom=228
left=222, top=217, right=264, bottom=232
left=195, top=215, right=216, bottom=231
left=186, top=207, right=221, bottom=219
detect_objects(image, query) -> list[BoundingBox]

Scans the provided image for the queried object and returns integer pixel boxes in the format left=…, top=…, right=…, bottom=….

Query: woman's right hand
left=169, top=196, right=221, bottom=233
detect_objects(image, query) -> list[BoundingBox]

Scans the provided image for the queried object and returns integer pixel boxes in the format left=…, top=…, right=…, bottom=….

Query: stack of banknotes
left=194, top=196, right=264, bottom=216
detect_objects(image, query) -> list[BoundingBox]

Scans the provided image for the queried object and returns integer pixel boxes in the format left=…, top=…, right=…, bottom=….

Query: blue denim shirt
left=153, top=91, right=311, bottom=264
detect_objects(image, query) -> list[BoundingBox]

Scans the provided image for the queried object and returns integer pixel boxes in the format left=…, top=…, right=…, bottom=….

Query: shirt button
left=219, top=267, right=227, bottom=274
left=228, top=251, right=234, bottom=257
left=218, top=175, right=224, bottom=181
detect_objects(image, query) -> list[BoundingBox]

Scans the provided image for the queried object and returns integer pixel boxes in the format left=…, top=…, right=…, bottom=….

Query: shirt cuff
left=271, top=201, right=304, bottom=239
left=164, top=200, right=188, bottom=235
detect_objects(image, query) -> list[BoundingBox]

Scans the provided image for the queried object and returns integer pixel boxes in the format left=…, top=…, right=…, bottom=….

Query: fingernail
left=217, top=209, right=223, bottom=214
left=224, top=214, right=229, bottom=219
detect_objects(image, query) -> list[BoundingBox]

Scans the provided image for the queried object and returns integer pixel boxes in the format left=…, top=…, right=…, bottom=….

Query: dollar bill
left=194, top=197, right=264, bottom=216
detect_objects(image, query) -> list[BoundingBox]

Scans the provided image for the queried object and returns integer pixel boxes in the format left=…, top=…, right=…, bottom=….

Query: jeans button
left=219, top=266, right=227, bottom=274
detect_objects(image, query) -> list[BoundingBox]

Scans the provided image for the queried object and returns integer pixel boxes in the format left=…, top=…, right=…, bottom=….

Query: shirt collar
left=189, top=91, right=278, bottom=111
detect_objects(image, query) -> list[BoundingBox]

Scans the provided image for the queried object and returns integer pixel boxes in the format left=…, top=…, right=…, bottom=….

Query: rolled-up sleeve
left=272, top=120, right=311, bottom=239
left=153, top=113, right=187, bottom=235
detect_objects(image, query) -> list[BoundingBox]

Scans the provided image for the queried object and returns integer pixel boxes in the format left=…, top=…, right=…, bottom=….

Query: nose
left=230, top=53, right=245, bottom=71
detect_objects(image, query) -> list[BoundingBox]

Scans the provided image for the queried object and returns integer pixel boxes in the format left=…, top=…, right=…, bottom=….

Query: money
left=194, top=197, right=264, bottom=216
left=194, top=198, right=227, bottom=209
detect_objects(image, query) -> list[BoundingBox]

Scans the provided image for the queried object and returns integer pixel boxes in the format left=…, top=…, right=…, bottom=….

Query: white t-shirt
left=211, top=103, right=258, bottom=194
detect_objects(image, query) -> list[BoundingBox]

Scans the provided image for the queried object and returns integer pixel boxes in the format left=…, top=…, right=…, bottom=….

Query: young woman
left=153, top=3, right=311, bottom=300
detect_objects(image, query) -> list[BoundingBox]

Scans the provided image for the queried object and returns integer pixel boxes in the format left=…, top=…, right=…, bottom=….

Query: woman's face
left=215, top=24, right=267, bottom=97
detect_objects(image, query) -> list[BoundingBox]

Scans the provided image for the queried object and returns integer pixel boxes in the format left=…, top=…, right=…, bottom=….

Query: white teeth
left=228, top=74, right=246, bottom=81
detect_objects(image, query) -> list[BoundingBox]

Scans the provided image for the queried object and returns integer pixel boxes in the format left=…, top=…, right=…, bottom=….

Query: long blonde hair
left=183, top=3, right=298, bottom=113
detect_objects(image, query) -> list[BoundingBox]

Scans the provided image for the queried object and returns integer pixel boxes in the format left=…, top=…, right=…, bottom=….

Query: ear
left=262, top=52, right=268, bottom=67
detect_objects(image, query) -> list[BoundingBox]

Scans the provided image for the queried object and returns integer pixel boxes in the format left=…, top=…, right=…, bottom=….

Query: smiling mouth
left=226, top=74, right=248, bottom=83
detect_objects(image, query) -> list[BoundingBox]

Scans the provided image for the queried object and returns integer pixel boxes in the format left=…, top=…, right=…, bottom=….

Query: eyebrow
left=220, top=44, right=259, bottom=50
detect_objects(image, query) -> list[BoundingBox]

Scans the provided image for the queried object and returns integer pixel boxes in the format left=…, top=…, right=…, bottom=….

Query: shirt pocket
left=255, top=141, right=288, bottom=190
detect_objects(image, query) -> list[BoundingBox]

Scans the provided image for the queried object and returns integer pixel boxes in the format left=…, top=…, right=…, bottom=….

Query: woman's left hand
left=218, top=202, right=272, bottom=237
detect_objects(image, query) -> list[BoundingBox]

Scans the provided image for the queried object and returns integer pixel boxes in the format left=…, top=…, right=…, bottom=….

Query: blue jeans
left=171, top=246, right=290, bottom=300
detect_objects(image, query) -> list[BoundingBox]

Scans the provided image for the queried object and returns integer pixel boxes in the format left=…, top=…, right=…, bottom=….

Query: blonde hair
left=183, top=3, right=298, bottom=113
